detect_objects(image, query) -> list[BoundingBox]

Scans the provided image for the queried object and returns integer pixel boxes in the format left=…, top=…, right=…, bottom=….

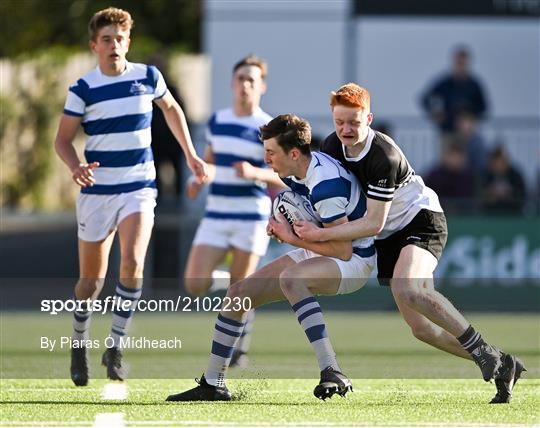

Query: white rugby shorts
left=286, top=248, right=376, bottom=295
left=192, top=218, right=270, bottom=256
left=76, top=188, right=157, bottom=242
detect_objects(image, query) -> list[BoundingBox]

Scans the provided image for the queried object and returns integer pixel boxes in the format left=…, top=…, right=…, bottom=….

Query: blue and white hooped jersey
left=282, top=152, right=374, bottom=257
left=204, top=107, right=273, bottom=221
left=63, top=62, right=166, bottom=195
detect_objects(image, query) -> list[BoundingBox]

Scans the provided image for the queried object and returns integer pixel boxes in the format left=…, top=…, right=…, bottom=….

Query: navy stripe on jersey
left=353, top=245, right=376, bottom=258
left=85, top=147, right=153, bottom=168
left=205, top=211, right=267, bottom=221
left=81, top=180, right=156, bottom=195
left=64, top=109, right=84, bottom=117
left=210, top=183, right=266, bottom=198
left=213, top=153, right=265, bottom=168
left=209, top=116, right=261, bottom=145
left=282, top=178, right=310, bottom=197
left=82, top=112, right=152, bottom=136
left=69, top=78, right=90, bottom=102
left=311, top=178, right=351, bottom=205
left=320, top=212, right=347, bottom=224
left=348, top=192, right=367, bottom=221
left=74, top=80, right=155, bottom=106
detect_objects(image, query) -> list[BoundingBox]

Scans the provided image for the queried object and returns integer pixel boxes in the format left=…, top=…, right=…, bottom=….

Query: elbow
left=370, top=218, right=386, bottom=236
left=337, top=245, right=353, bottom=262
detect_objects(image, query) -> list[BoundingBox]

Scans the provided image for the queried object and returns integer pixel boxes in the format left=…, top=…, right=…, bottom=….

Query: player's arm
left=154, top=92, right=208, bottom=183
left=294, top=198, right=390, bottom=242
left=232, top=162, right=287, bottom=188
left=269, top=215, right=353, bottom=261
left=54, top=114, right=99, bottom=188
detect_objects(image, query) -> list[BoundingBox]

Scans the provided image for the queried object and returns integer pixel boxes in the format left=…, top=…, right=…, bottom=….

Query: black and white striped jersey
left=322, top=128, right=442, bottom=239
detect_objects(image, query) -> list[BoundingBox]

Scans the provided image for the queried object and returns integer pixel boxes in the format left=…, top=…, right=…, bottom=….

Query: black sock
left=457, top=325, right=487, bottom=355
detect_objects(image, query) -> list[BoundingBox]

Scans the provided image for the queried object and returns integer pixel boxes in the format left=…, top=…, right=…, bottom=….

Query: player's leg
left=71, top=234, right=116, bottom=386
left=392, top=246, right=502, bottom=369
left=184, top=245, right=229, bottom=296
left=71, top=192, right=118, bottom=387
left=279, top=251, right=374, bottom=400
left=227, top=219, right=270, bottom=366
left=101, top=211, right=153, bottom=381
left=166, top=254, right=294, bottom=401
left=392, top=280, right=471, bottom=360
left=392, top=244, right=523, bottom=401
left=228, top=247, right=260, bottom=367
left=184, top=218, right=230, bottom=296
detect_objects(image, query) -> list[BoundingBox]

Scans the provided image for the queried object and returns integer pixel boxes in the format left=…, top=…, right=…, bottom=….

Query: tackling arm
left=269, top=215, right=353, bottom=261
left=294, top=198, right=391, bottom=242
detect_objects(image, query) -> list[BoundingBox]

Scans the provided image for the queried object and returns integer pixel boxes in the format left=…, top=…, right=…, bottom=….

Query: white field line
left=93, top=413, right=125, bottom=427
left=101, top=383, right=128, bottom=400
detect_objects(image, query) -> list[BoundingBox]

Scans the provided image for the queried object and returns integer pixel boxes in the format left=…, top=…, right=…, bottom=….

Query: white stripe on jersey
left=205, top=107, right=273, bottom=219
left=212, top=166, right=259, bottom=186
left=313, top=196, right=349, bottom=221
left=211, top=136, right=264, bottom=161
left=367, top=190, right=394, bottom=200
left=367, top=183, right=394, bottom=193
left=84, top=94, right=154, bottom=122
left=85, top=129, right=151, bottom=152
left=206, top=195, right=271, bottom=215
left=92, top=162, right=156, bottom=185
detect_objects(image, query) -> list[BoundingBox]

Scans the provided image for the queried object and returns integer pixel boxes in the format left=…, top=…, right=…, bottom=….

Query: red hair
left=330, top=83, right=370, bottom=110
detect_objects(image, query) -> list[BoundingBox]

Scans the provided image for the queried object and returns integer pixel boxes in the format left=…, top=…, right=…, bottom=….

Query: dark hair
left=259, top=114, right=311, bottom=156
left=233, top=55, right=268, bottom=80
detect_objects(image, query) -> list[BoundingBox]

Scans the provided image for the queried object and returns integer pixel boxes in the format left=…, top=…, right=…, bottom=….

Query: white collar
left=341, top=127, right=375, bottom=161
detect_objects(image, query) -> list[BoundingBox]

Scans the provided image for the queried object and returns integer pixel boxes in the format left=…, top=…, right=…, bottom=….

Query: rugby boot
left=166, top=375, right=232, bottom=401
left=313, top=366, right=353, bottom=401
left=471, top=343, right=503, bottom=382
left=490, top=354, right=527, bottom=404
left=70, top=347, right=89, bottom=386
left=101, top=347, right=127, bottom=381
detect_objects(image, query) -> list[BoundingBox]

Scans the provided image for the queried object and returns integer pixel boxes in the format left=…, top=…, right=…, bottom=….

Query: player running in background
left=166, top=114, right=376, bottom=402
left=294, top=83, right=525, bottom=404
left=183, top=56, right=283, bottom=367
left=54, top=7, right=207, bottom=386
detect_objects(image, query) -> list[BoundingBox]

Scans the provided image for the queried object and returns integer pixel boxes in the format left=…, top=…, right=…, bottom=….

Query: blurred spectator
left=425, top=141, right=475, bottom=214
left=454, top=110, right=487, bottom=174
left=148, top=54, right=187, bottom=201
left=421, top=46, right=488, bottom=134
left=480, top=146, right=526, bottom=214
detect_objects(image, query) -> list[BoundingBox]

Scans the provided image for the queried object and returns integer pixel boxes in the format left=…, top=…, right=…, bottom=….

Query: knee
left=183, top=276, right=211, bottom=297
left=120, top=254, right=145, bottom=278
left=227, top=281, right=247, bottom=301
left=279, top=268, right=301, bottom=295
left=392, top=281, right=424, bottom=308
left=76, top=279, right=104, bottom=299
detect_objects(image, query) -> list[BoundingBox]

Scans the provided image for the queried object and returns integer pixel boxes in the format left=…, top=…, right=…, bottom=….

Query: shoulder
left=321, top=132, right=342, bottom=156
left=370, top=131, right=403, bottom=165
left=257, top=108, right=273, bottom=123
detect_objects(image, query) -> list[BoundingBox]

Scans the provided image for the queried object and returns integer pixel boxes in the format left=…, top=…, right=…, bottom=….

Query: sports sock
left=292, top=296, right=339, bottom=372
left=457, top=325, right=487, bottom=355
left=72, top=297, right=91, bottom=342
left=236, top=310, right=255, bottom=354
left=205, top=313, right=245, bottom=386
left=108, top=283, right=142, bottom=349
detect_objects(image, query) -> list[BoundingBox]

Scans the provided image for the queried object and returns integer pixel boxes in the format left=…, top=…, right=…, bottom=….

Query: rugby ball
left=272, top=191, right=322, bottom=227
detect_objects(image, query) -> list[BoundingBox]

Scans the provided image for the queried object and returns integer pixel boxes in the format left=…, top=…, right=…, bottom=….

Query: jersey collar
left=341, top=127, right=375, bottom=161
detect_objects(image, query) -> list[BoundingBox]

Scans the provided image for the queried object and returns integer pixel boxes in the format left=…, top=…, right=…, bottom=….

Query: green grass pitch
left=1, top=311, right=539, bottom=426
